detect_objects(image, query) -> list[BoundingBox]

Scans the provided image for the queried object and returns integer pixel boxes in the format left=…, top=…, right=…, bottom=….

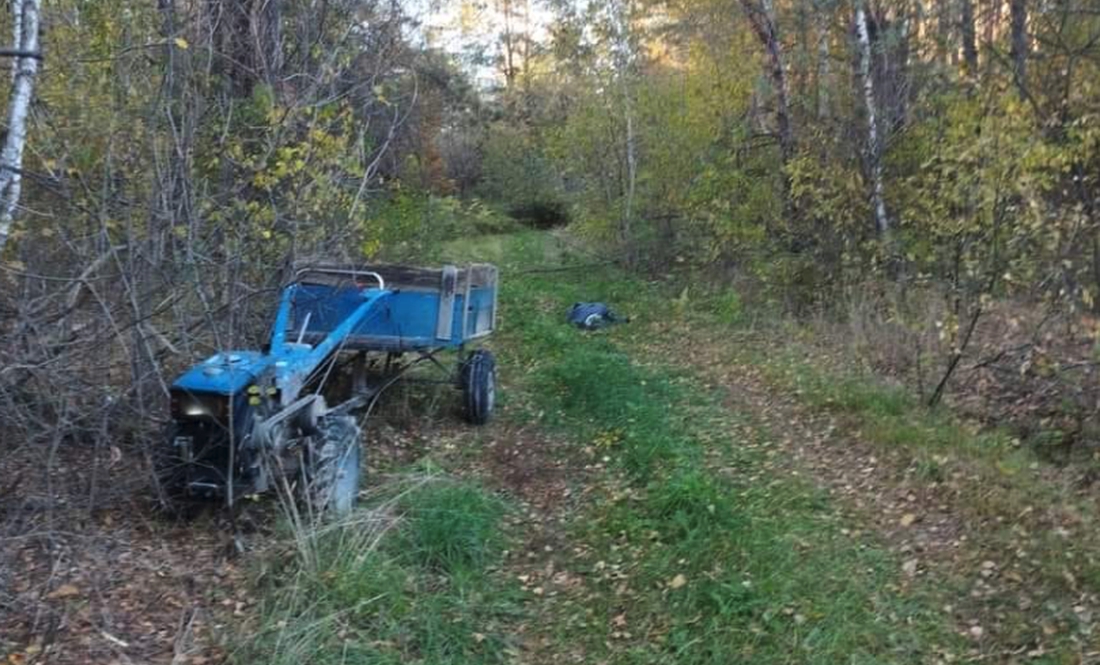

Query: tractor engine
left=167, top=389, right=247, bottom=497
left=162, top=352, right=270, bottom=500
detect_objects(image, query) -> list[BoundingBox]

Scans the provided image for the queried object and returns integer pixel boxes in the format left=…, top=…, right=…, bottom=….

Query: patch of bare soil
left=481, top=426, right=573, bottom=506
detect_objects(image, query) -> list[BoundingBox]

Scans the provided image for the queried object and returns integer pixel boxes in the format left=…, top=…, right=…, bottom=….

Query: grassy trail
left=478, top=233, right=962, bottom=663
left=239, top=230, right=1098, bottom=664
left=452, top=231, right=1097, bottom=664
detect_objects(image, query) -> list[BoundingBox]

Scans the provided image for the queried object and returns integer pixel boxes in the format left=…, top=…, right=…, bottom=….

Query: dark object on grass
left=568, top=302, right=628, bottom=330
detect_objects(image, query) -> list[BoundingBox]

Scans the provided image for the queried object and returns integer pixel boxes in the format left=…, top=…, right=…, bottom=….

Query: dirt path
left=454, top=420, right=597, bottom=663
left=505, top=226, right=1100, bottom=659
left=649, top=324, right=1100, bottom=659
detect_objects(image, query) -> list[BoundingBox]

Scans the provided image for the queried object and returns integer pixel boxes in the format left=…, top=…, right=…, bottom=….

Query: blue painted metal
left=166, top=263, right=497, bottom=501
left=463, top=286, right=496, bottom=339
left=171, top=264, right=497, bottom=398
left=290, top=284, right=496, bottom=352
left=172, top=351, right=272, bottom=395
left=270, top=284, right=298, bottom=352
left=271, top=288, right=391, bottom=403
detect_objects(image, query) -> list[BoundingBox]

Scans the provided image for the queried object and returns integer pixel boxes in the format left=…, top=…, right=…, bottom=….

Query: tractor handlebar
left=293, top=266, right=385, bottom=291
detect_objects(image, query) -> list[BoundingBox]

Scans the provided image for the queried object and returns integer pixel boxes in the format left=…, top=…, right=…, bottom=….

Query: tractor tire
left=306, top=415, right=362, bottom=518
left=461, top=349, right=496, bottom=425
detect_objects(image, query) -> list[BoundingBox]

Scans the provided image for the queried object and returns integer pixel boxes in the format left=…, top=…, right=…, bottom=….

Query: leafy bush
left=365, top=193, right=518, bottom=261
left=478, top=123, right=569, bottom=229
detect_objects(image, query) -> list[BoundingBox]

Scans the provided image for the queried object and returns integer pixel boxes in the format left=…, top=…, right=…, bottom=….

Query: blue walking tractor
left=160, top=263, right=499, bottom=516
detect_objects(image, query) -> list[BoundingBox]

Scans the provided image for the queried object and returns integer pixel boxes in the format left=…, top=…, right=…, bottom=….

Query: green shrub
left=701, top=289, right=745, bottom=326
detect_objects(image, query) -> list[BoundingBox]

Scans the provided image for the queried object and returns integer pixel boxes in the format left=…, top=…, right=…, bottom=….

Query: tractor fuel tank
left=172, top=351, right=272, bottom=396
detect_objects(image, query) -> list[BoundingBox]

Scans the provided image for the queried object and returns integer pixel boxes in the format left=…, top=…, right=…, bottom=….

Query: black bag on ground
left=567, top=302, right=627, bottom=330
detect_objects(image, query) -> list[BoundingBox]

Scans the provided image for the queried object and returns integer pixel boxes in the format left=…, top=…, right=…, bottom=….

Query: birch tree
left=855, top=0, right=890, bottom=237
left=0, top=0, right=41, bottom=255
left=608, top=0, right=638, bottom=261
left=739, top=0, right=796, bottom=225
left=739, top=0, right=794, bottom=163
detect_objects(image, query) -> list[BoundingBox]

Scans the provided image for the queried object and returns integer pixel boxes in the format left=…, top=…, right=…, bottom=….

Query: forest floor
left=4, top=229, right=1100, bottom=664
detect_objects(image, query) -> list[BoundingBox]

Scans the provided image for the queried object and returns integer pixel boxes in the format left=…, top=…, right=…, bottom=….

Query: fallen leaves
left=45, top=584, right=81, bottom=600
left=667, top=573, right=687, bottom=590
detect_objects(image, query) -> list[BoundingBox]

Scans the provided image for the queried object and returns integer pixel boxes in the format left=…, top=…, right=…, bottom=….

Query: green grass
left=233, top=477, right=518, bottom=665
left=535, top=340, right=690, bottom=477
left=239, top=228, right=1096, bottom=665
left=395, top=481, right=505, bottom=574
left=675, top=285, right=1100, bottom=661
left=441, top=231, right=964, bottom=663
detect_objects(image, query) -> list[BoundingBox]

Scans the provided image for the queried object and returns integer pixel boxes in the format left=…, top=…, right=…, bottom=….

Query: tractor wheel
left=461, top=349, right=496, bottom=425
left=306, top=415, right=362, bottom=518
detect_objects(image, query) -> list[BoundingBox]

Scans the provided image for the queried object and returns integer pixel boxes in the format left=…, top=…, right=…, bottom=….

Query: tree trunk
left=622, top=91, right=637, bottom=258
left=739, top=0, right=796, bottom=226
left=503, top=4, right=515, bottom=86
left=740, top=0, right=794, bottom=163
left=208, top=0, right=282, bottom=96
left=610, top=0, right=637, bottom=262
left=0, top=0, right=42, bottom=255
left=252, top=0, right=283, bottom=87
left=497, top=0, right=522, bottom=87
left=856, top=0, right=890, bottom=238
left=960, top=0, right=978, bottom=75
left=1009, top=0, right=1028, bottom=96
left=816, top=9, right=831, bottom=119
left=937, top=0, right=953, bottom=65
left=156, top=0, right=196, bottom=258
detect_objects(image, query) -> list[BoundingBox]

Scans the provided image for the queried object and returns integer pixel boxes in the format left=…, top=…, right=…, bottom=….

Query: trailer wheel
left=307, top=415, right=362, bottom=517
left=462, top=349, right=496, bottom=425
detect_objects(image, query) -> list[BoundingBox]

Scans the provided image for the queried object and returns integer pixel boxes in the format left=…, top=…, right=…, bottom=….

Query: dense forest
left=1, top=0, right=1097, bottom=436
left=2, top=0, right=1100, bottom=662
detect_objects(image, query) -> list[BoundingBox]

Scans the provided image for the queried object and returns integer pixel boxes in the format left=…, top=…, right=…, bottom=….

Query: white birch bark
left=856, top=1, right=890, bottom=236
left=0, top=0, right=42, bottom=255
